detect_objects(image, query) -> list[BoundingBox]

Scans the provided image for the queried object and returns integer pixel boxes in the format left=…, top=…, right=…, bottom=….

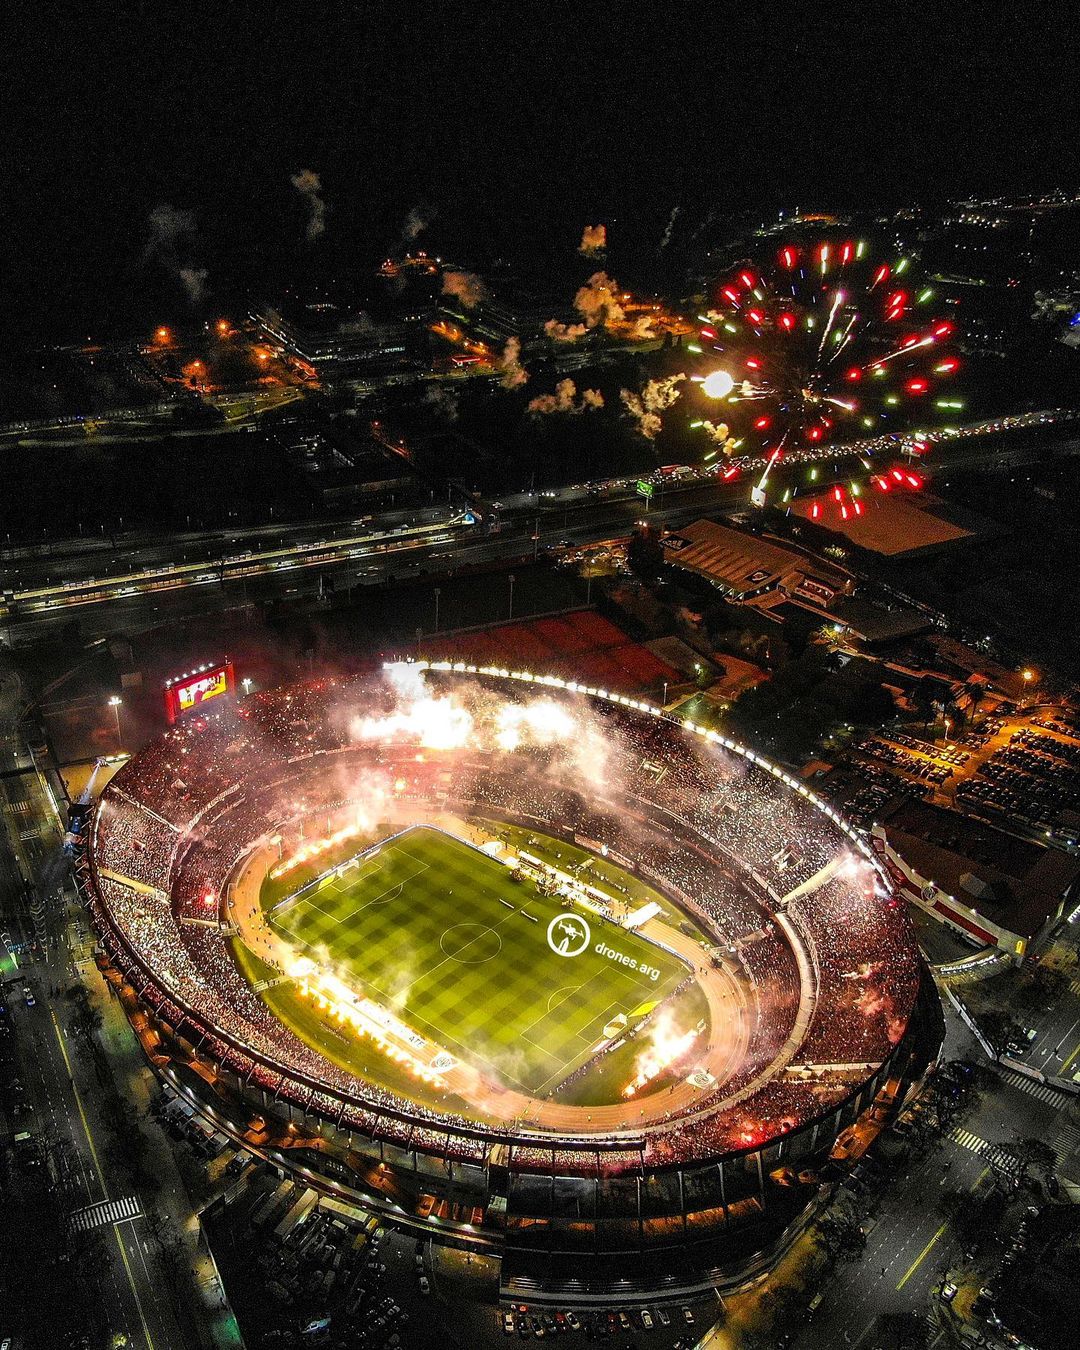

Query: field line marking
left=518, top=967, right=616, bottom=1055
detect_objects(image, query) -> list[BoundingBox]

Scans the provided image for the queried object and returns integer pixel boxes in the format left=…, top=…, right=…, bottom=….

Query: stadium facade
left=79, top=664, right=941, bottom=1299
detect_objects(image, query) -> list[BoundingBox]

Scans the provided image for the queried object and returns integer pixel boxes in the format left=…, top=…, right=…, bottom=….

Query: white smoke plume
left=701, top=419, right=737, bottom=453
left=441, top=270, right=488, bottom=309
left=574, top=272, right=624, bottom=329
left=620, top=374, right=686, bottom=440
left=352, top=664, right=474, bottom=751
left=401, top=206, right=429, bottom=244
left=290, top=168, right=327, bottom=241
left=178, top=267, right=208, bottom=305
left=497, top=336, right=528, bottom=389
left=422, top=384, right=460, bottom=422
left=527, top=379, right=604, bottom=416
left=494, top=699, right=577, bottom=751
left=626, top=314, right=659, bottom=341
left=145, top=202, right=195, bottom=257
left=145, top=203, right=208, bottom=306
left=657, top=205, right=681, bottom=253
left=578, top=223, right=607, bottom=256
left=544, top=318, right=588, bottom=343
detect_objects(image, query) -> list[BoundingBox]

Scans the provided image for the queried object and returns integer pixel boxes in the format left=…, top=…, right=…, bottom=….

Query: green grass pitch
left=267, top=825, right=687, bottom=1095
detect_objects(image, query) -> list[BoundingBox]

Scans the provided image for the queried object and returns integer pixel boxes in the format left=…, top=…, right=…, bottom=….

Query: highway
left=3, top=410, right=1078, bottom=646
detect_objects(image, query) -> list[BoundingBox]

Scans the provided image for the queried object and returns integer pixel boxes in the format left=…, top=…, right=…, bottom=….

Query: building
left=252, top=284, right=431, bottom=376
left=469, top=284, right=578, bottom=352
left=662, top=518, right=853, bottom=615
left=872, top=796, right=1080, bottom=960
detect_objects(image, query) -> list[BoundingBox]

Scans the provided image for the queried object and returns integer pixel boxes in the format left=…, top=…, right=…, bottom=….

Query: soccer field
left=267, top=825, right=687, bottom=1094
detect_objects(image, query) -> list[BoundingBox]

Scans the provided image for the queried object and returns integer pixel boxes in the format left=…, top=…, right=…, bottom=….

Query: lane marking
left=52, top=1011, right=157, bottom=1350
left=897, top=1221, right=947, bottom=1290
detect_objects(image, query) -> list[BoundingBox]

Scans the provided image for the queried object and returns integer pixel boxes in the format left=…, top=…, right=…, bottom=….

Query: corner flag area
left=265, top=825, right=687, bottom=1094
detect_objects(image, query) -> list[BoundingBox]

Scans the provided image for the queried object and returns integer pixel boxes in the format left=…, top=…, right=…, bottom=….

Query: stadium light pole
left=108, top=695, right=122, bottom=749
left=434, top=587, right=441, bottom=634
left=508, top=574, right=516, bottom=621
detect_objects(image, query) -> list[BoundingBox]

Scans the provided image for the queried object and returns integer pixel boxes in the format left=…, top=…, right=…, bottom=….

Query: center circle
left=440, top=922, right=503, bottom=964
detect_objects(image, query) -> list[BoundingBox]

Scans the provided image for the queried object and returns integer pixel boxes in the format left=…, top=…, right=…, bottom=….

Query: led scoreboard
left=163, top=660, right=236, bottom=724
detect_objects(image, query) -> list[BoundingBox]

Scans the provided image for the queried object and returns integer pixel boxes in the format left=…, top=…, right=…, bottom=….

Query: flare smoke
left=145, top=203, right=208, bottom=306
left=527, top=379, right=604, bottom=416
left=620, top=374, right=686, bottom=440
left=578, top=223, right=607, bottom=256
left=442, top=270, right=488, bottom=309
left=574, top=272, right=624, bottom=329
left=290, top=168, right=327, bottom=242
left=544, top=318, right=588, bottom=342
left=498, top=336, right=528, bottom=389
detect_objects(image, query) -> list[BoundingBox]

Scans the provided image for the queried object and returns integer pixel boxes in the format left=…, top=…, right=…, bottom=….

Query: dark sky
left=5, top=1, right=1079, bottom=342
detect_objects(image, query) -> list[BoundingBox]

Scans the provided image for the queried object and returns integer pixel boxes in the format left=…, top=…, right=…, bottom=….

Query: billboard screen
left=164, top=661, right=235, bottom=724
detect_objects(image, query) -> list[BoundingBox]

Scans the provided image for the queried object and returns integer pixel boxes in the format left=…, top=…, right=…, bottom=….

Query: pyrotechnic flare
left=624, top=1011, right=699, bottom=1097
left=578, top=223, right=607, bottom=256
left=688, top=239, right=960, bottom=466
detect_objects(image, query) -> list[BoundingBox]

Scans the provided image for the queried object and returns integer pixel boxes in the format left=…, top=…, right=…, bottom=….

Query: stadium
left=80, top=661, right=940, bottom=1297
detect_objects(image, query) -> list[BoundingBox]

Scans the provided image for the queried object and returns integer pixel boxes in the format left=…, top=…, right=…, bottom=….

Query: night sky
left=6, top=1, right=1080, bottom=342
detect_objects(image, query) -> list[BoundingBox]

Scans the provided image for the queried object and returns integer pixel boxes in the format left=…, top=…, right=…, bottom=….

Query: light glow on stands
left=404, top=660, right=891, bottom=891
left=270, top=813, right=382, bottom=879
left=296, top=969, right=451, bottom=1087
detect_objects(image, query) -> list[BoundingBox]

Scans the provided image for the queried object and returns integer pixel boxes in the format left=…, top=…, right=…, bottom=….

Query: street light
left=434, top=587, right=441, bottom=634
left=107, top=695, right=122, bottom=746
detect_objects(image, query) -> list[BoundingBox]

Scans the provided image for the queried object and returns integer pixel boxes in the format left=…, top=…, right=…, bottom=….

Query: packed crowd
left=86, top=668, right=921, bottom=1172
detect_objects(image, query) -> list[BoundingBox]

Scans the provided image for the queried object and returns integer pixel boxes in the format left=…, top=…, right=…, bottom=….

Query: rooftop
left=879, top=796, right=1080, bottom=939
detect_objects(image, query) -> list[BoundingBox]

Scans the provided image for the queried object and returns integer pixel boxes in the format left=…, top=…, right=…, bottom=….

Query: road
left=4, top=413, right=1080, bottom=645
left=782, top=1004, right=1080, bottom=1350
left=0, top=660, right=222, bottom=1348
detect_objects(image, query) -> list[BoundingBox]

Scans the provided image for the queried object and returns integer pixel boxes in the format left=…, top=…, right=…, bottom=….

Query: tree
left=979, top=1010, right=1023, bottom=1056
left=996, top=1136, right=1058, bottom=1189
left=814, top=1212, right=867, bottom=1262
left=879, top=1309, right=930, bottom=1350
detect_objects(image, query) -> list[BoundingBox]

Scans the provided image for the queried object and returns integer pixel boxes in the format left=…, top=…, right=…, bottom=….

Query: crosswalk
left=948, top=1127, right=987, bottom=1154
left=69, top=1194, right=142, bottom=1232
left=1049, top=1117, right=1080, bottom=1161
left=998, top=1068, right=1072, bottom=1107
left=993, top=1063, right=1069, bottom=1107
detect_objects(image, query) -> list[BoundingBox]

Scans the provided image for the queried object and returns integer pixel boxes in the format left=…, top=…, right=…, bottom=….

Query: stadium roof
left=878, top=796, right=1080, bottom=940
left=790, top=492, right=981, bottom=558
left=662, top=519, right=851, bottom=609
